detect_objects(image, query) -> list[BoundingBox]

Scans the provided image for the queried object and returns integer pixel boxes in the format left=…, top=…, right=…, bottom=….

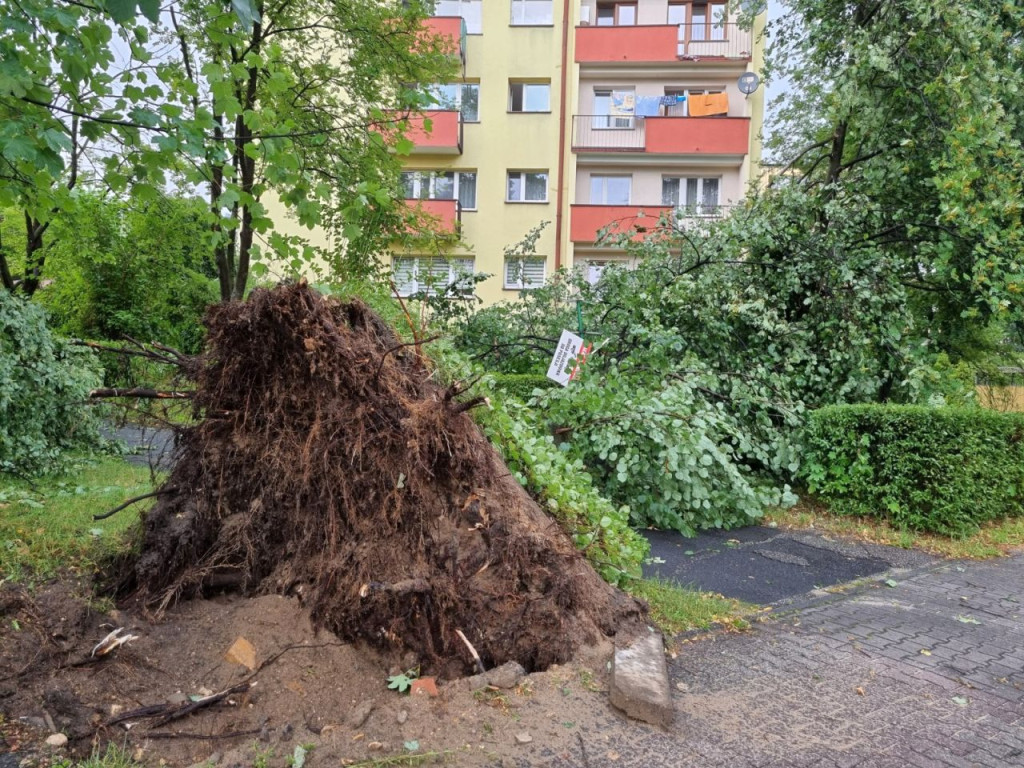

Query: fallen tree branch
left=93, top=488, right=175, bottom=521
left=151, top=683, right=252, bottom=727
left=145, top=728, right=262, bottom=741
left=73, top=339, right=190, bottom=368
left=90, top=388, right=194, bottom=399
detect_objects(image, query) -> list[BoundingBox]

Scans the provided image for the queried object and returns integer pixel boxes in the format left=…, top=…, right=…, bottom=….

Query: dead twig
left=145, top=728, right=261, bottom=741
left=151, top=682, right=252, bottom=728
left=89, top=388, right=194, bottom=399
left=454, top=629, right=485, bottom=675
left=93, top=488, right=175, bottom=521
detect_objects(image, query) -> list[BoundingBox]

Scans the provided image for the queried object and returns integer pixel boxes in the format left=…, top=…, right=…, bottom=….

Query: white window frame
left=392, top=256, right=476, bottom=297
left=434, top=0, right=482, bottom=34
left=503, top=257, right=547, bottom=290
left=662, top=176, right=721, bottom=215
left=425, top=83, right=480, bottom=123
left=400, top=170, right=477, bottom=210
left=510, top=0, right=553, bottom=25
left=589, top=174, right=632, bottom=205
left=584, top=258, right=627, bottom=285
left=690, top=3, right=728, bottom=41
left=509, top=81, right=551, bottom=113
left=506, top=170, right=549, bottom=203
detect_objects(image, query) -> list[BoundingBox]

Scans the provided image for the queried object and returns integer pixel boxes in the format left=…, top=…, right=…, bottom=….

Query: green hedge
left=801, top=405, right=1024, bottom=535
left=490, top=374, right=557, bottom=401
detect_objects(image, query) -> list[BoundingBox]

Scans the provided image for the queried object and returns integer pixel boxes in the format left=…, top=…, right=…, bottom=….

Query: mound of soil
left=115, top=283, right=645, bottom=676
left=0, top=580, right=632, bottom=768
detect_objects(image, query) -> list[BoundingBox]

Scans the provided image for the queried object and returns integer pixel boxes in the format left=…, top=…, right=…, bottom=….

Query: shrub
left=491, top=374, right=557, bottom=401
left=801, top=405, right=1024, bottom=535
left=0, top=292, right=102, bottom=475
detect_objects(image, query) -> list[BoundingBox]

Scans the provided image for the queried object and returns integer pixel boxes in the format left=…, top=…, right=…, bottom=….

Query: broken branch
left=93, top=488, right=175, bottom=521
left=89, top=388, right=194, bottom=399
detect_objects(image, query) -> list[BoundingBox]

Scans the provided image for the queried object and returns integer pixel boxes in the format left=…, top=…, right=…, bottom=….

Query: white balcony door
left=593, top=89, right=635, bottom=129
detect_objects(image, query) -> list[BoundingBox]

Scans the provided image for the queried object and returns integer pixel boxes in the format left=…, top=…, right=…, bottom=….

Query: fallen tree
left=112, top=282, right=646, bottom=676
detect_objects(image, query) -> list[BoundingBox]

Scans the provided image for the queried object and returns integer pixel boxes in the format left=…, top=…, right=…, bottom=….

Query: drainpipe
left=554, top=0, right=571, bottom=269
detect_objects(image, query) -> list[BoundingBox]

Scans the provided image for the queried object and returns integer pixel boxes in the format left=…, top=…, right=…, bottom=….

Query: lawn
left=767, top=499, right=1024, bottom=560
left=0, top=455, right=162, bottom=582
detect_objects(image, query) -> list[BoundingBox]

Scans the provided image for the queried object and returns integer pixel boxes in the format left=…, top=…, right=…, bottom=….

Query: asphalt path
left=642, top=525, right=937, bottom=605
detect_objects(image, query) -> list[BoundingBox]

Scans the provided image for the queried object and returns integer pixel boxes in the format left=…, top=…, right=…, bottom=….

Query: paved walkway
left=536, top=555, right=1024, bottom=767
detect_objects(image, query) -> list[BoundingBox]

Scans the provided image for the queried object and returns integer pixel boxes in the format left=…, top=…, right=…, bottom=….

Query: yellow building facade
left=273, top=1, right=766, bottom=304
left=396, top=0, right=766, bottom=304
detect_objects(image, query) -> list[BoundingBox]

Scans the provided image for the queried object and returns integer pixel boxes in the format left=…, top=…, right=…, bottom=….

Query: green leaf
left=104, top=0, right=137, bottom=23
left=231, top=0, right=261, bottom=29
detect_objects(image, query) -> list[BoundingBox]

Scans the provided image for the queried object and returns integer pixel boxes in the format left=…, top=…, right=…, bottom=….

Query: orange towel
left=688, top=92, right=729, bottom=117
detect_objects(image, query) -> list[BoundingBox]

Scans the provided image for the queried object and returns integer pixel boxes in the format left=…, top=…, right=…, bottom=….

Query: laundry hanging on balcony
left=635, top=96, right=663, bottom=117
left=609, top=91, right=635, bottom=117
left=687, top=92, right=729, bottom=117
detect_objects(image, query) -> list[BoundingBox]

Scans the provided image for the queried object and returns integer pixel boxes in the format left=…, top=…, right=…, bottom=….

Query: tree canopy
left=0, top=0, right=455, bottom=300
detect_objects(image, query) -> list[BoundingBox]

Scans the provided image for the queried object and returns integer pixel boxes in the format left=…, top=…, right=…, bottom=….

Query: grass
left=767, top=499, right=1024, bottom=560
left=627, top=578, right=754, bottom=636
left=53, top=744, right=141, bottom=768
left=0, top=454, right=162, bottom=582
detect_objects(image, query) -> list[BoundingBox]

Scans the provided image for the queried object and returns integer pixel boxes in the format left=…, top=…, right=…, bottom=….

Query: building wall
left=264, top=1, right=765, bottom=306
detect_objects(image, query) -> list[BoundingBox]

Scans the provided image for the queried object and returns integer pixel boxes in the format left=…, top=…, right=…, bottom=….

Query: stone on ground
left=609, top=631, right=674, bottom=727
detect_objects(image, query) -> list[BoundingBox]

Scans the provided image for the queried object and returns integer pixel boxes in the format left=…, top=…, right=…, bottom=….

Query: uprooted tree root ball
left=113, top=283, right=646, bottom=676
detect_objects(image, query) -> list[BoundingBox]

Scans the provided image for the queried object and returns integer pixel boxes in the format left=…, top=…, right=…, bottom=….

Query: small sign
left=546, top=330, right=593, bottom=387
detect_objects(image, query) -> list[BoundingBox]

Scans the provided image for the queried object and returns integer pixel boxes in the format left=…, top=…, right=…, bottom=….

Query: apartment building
left=393, top=0, right=765, bottom=303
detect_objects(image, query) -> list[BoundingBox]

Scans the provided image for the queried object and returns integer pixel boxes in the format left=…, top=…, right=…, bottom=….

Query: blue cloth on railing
left=636, top=96, right=663, bottom=117
left=659, top=94, right=686, bottom=106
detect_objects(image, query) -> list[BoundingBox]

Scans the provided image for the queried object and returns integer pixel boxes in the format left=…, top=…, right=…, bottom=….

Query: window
left=509, top=81, right=551, bottom=112
left=690, top=3, right=727, bottom=41
left=667, top=2, right=686, bottom=24
left=425, top=83, right=479, bottom=122
left=596, top=2, right=636, bottom=26
left=504, top=257, right=546, bottom=289
left=662, top=176, right=721, bottom=214
left=663, top=87, right=725, bottom=117
left=584, top=259, right=625, bottom=285
left=506, top=171, right=548, bottom=202
left=392, top=257, right=475, bottom=297
left=510, top=0, right=553, bottom=25
left=589, top=175, right=631, bottom=205
left=400, top=170, right=477, bottom=209
left=434, top=0, right=482, bottom=34
left=592, top=89, right=635, bottom=129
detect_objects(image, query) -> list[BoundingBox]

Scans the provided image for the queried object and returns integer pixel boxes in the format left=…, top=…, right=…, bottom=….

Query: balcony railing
left=572, top=115, right=750, bottom=155
left=404, top=110, right=463, bottom=154
left=570, top=203, right=735, bottom=243
left=420, top=16, right=467, bottom=66
left=575, top=23, right=752, bottom=64
left=405, top=198, right=462, bottom=237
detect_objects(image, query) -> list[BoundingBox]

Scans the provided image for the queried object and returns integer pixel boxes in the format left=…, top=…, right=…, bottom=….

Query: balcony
left=570, top=204, right=733, bottom=243
left=575, top=23, right=752, bottom=64
left=404, top=110, right=463, bottom=154
left=572, top=116, right=750, bottom=156
left=405, top=198, right=462, bottom=237
left=421, top=16, right=467, bottom=66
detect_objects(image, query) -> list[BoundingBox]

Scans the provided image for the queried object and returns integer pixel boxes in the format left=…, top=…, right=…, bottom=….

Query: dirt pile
left=116, top=283, right=645, bottom=676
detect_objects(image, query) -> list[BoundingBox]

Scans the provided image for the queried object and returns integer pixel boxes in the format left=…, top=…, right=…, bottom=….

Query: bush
left=491, top=374, right=557, bottom=401
left=0, top=292, right=102, bottom=476
left=801, top=405, right=1024, bottom=535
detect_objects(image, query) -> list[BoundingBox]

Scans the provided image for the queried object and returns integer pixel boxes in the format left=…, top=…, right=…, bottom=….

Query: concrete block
left=609, top=632, right=674, bottom=727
